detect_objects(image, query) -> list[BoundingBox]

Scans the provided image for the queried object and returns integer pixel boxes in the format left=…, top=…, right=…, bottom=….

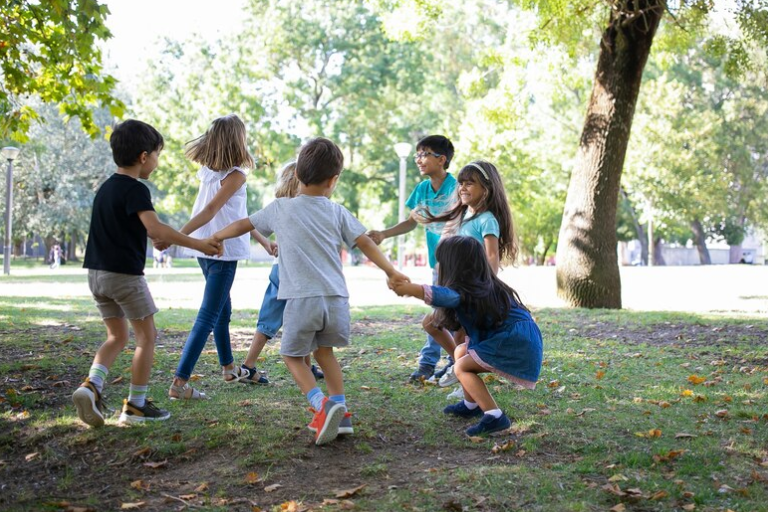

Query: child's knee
left=454, top=342, right=468, bottom=359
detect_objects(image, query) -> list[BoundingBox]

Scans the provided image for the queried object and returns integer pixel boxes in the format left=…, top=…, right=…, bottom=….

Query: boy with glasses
left=367, top=135, right=457, bottom=381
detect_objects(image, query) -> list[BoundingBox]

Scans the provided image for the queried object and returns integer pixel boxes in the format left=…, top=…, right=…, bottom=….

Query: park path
left=1, top=263, right=767, bottom=316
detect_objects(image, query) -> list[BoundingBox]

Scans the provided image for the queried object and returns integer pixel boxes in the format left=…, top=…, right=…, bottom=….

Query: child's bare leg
left=284, top=355, right=317, bottom=394
left=422, top=313, right=456, bottom=356
left=455, top=356, right=497, bottom=412
left=304, top=355, right=312, bottom=368
left=93, top=317, right=130, bottom=369
left=128, top=315, right=157, bottom=386
left=244, top=330, right=268, bottom=368
left=313, top=347, right=343, bottom=397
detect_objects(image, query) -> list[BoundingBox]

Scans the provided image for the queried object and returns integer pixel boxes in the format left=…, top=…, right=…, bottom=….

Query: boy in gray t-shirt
left=212, top=137, right=408, bottom=445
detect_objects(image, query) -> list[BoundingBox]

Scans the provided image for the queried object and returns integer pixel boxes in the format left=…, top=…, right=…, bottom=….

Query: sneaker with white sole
left=447, top=386, right=465, bottom=400
left=309, top=407, right=353, bottom=435
left=438, top=365, right=459, bottom=387
left=310, top=398, right=345, bottom=445
left=72, top=378, right=106, bottom=428
left=466, top=412, right=512, bottom=436
left=118, top=399, right=170, bottom=425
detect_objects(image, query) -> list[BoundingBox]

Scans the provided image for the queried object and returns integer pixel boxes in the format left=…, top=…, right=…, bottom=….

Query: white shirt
left=188, top=166, right=250, bottom=261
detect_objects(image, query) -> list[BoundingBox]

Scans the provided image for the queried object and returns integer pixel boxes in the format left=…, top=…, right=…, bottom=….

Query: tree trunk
left=653, top=236, right=666, bottom=266
left=67, top=231, right=79, bottom=262
left=555, top=3, right=663, bottom=308
left=690, top=218, right=711, bottom=265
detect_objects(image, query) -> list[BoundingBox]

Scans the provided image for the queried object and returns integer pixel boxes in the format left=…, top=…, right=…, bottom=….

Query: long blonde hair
left=184, top=114, right=255, bottom=171
left=275, top=161, right=300, bottom=199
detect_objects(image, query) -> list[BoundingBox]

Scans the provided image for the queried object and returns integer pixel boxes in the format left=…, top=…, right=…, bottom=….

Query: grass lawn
left=0, top=272, right=766, bottom=511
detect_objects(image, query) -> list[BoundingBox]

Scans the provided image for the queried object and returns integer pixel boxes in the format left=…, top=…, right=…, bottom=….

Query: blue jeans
left=256, top=264, right=284, bottom=338
left=418, top=268, right=444, bottom=367
left=175, top=258, right=238, bottom=380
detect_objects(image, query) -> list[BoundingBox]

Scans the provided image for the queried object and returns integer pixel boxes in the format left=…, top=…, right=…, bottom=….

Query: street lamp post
left=2, top=146, right=20, bottom=275
left=393, top=142, right=412, bottom=270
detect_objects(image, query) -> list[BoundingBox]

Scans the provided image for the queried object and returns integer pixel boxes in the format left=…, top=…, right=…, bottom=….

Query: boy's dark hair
left=416, top=135, right=454, bottom=170
left=433, top=236, right=528, bottom=331
left=110, top=119, right=164, bottom=167
left=296, top=137, right=344, bottom=185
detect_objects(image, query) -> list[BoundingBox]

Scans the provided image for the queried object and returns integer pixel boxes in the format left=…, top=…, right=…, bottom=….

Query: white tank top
left=188, top=166, right=250, bottom=261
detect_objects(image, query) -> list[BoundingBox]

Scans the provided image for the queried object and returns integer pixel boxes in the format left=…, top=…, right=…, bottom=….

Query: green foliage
left=0, top=0, right=124, bottom=141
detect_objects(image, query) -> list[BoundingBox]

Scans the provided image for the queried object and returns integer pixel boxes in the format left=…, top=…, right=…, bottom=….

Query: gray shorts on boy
left=88, top=269, right=159, bottom=320
left=280, top=296, right=350, bottom=357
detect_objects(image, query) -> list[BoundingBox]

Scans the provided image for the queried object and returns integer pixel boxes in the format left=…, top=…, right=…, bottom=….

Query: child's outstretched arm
left=366, top=217, right=417, bottom=245
left=213, top=218, right=256, bottom=242
left=355, top=234, right=410, bottom=287
left=138, top=210, right=220, bottom=256
left=392, top=281, right=425, bottom=299
left=250, top=229, right=277, bottom=257
left=179, top=172, right=246, bottom=235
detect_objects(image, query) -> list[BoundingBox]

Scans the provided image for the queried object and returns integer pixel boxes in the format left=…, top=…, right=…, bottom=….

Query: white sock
left=463, top=400, right=478, bottom=410
left=88, top=363, right=109, bottom=392
left=486, top=408, right=503, bottom=418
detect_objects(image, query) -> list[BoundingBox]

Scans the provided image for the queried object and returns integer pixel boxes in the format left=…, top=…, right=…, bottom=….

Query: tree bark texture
left=690, top=218, right=711, bottom=265
left=555, top=2, right=663, bottom=308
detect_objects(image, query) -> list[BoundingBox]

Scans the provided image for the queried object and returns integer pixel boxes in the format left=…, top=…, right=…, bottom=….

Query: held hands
left=366, top=230, right=384, bottom=245
left=152, top=239, right=171, bottom=251
left=266, top=241, right=278, bottom=257
left=386, top=270, right=410, bottom=292
left=199, top=236, right=223, bottom=257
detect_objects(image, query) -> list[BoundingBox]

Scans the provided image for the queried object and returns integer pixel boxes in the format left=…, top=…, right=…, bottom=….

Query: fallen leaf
left=688, top=375, right=706, bottom=385
left=179, top=494, right=196, bottom=500
left=681, top=389, right=694, bottom=397
left=596, top=371, right=605, bottom=380
left=650, top=490, right=668, bottom=500
left=130, top=480, right=146, bottom=490
left=682, top=505, right=696, bottom=511
left=468, top=436, right=484, bottom=443
left=608, top=474, right=628, bottom=482
left=491, top=440, right=515, bottom=454
left=132, top=447, right=151, bottom=458
left=715, top=409, right=729, bottom=418
left=195, top=483, right=209, bottom=492
left=142, top=460, right=167, bottom=469
left=245, top=472, right=261, bottom=484
left=360, top=385, right=371, bottom=390
left=188, top=374, right=204, bottom=382
left=120, top=503, right=145, bottom=510
left=111, top=376, right=124, bottom=384
left=25, top=452, right=39, bottom=462
left=601, top=483, right=626, bottom=497
left=675, top=433, right=697, bottom=439
left=264, top=484, right=282, bottom=493
left=335, top=484, right=366, bottom=499
left=610, top=505, right=626, bottom=512
left=547, top=380, right=560, bottom=388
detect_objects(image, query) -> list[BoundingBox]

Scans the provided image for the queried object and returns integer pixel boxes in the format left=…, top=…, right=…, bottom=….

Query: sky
left=100, top=0, right=247, bottom=92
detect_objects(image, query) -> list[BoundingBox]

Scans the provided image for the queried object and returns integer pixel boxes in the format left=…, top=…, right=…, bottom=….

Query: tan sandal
left=222, top=365, right=248, bottom=383
left=169, top=383, right=208, bottom=400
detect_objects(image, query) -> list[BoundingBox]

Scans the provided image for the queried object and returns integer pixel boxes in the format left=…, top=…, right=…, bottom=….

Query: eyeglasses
left=414, top=152, right=443, bottom=161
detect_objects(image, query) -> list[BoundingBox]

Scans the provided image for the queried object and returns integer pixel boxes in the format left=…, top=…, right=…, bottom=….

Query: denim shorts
left=280, top=296, right=350, bottom=357
left=88, top=269, right=158, bottom=320
left=256, top=264, right=284, bottom=338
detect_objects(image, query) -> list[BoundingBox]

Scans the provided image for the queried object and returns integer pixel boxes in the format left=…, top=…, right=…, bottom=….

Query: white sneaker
left=438, top=365, right=458, bottom=387
left=446, top=386, right=464, bottom=400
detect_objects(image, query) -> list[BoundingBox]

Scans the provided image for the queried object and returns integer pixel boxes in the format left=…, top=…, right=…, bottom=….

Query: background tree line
left=2, top=0, right=767, bottom=308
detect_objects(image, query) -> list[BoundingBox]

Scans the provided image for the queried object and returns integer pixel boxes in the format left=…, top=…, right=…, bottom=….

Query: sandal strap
left=169, top=383, right=206, bottom=399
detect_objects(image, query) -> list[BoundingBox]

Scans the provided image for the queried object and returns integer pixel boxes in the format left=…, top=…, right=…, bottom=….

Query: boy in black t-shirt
left=73, top=120, right=220, bottom=428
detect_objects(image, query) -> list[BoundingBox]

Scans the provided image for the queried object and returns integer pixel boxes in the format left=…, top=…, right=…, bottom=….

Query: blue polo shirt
left=405, top=174, right=457, bottom=268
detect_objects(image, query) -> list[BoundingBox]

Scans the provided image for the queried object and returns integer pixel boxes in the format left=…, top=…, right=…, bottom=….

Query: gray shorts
left=88, top=269, right=159, bottom=320
left=280, top=296, right=350, bottom=357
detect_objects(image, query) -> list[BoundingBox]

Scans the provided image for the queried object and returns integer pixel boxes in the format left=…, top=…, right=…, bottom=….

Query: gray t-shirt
left=248, top=195, right=366, bottom=299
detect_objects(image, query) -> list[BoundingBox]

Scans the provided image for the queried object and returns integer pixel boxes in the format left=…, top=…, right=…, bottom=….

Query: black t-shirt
left=83, top=174, right=155, bottom=275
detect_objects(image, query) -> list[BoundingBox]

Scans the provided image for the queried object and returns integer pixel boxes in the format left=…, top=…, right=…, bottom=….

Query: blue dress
left=424, top=285, right=543, bottom=388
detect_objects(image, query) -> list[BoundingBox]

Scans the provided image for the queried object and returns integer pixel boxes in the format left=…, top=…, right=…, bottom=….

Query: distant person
left=164, top=114, right=274, bottom=401
left=152, top=247, right=165, bottom=268
left=366, top=135, right=457, bottom=382
left=238, top=161, right=325, bottom=385
left=49, top=244, right=61, bottom=269
left=393, top=236, right=542, bottom=436
left=72, top=119, right=220, bottom=428
left=211, top=137, right=409, bottom=444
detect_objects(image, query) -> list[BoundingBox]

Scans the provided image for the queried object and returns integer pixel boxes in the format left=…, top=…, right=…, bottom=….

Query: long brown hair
left=184, top=114, right=254, bottom=171
left=432, top=236, right=528, bottom=330
left=427, top=160, right=518, bottom=264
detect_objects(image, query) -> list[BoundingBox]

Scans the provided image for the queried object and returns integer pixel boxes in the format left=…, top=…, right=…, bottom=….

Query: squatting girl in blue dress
left=393, top=235, right=543, bottom=436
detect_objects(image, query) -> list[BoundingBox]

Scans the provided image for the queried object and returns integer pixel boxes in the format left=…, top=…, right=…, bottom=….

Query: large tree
left=506, top=1, right=768, bottom=308
left=1, top=0, right=123, bottom=141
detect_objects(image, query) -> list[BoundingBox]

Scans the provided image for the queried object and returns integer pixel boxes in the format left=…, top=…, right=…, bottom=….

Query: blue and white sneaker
left=466, top=413, right=511, bottom=436
left=443, top=400, right=484, bottom=419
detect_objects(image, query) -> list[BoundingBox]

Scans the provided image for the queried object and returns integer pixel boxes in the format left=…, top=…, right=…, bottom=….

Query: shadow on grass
left=1, top=300, right=766, bottom=511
